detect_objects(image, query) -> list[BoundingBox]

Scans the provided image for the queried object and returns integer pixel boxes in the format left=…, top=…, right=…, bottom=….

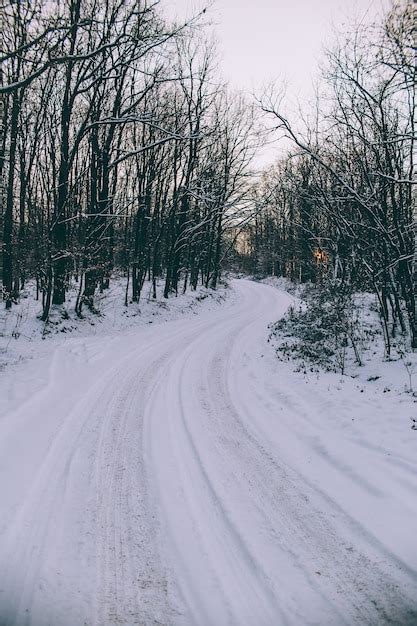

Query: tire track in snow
left=0, top=319, right=230, bottom=626
left=145, top=281, right=297, bottom=624
left=1, top=279, right=416, bottom=625
left=146, top=279, right=417, bottom=625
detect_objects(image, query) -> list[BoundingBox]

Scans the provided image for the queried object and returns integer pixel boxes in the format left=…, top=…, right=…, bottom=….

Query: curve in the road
left=0, top=279, right=416, bottom=626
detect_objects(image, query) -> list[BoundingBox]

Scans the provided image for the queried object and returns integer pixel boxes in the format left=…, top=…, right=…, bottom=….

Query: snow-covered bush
left=270, top=280, right=373, bottom=374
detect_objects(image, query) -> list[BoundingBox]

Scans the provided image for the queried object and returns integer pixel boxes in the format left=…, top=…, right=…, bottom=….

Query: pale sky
left=162, top=0, right=390, bottom=167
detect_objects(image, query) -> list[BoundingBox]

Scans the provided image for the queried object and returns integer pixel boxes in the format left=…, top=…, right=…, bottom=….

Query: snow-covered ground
left=0, top=278, right=416, bottom=625
left=263, top=275, right=417, bottom=402
left=0, top=278, right=229, bottom=416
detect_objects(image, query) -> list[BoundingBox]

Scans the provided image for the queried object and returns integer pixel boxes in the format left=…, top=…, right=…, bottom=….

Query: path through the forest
left=0, top=279, right=416, bottom=625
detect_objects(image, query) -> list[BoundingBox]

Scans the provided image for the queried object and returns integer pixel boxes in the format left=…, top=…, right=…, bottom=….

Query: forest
left=246, top=1, right=416, bottom=355
left=1, top=2, right=417, bottom=625
left=1, top=0, right=415, bottom=355
left=0, top=0, right=257, bottom=320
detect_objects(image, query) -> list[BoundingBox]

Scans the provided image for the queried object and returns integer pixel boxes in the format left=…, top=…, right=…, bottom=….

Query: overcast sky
left=161, top=0, right=390, bottom=167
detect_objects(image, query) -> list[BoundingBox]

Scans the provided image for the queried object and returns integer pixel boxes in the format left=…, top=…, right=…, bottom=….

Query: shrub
left=271, top=279, right=368, bottom=374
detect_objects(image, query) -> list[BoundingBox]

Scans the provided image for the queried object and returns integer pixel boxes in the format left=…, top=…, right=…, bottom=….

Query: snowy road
left=0, top=279, right=416, bottom=625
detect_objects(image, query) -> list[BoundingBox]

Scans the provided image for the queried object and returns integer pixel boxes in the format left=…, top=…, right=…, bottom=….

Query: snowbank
left=0, top=276, right=230, bottom=417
